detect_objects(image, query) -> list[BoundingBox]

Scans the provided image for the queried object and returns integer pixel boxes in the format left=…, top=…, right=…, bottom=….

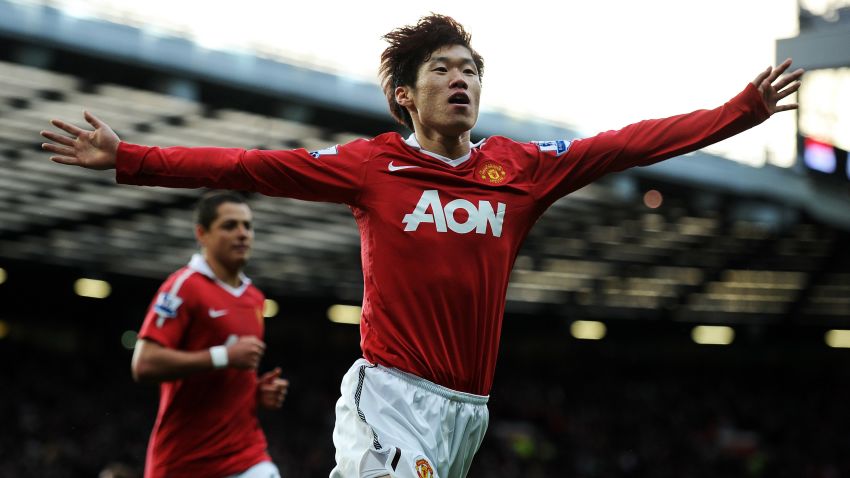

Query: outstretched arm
left=41, top=111, right=119, bottom=170
left=41, top=111, right=367, bottom=203
left=531, top=59, right=804, bottom=207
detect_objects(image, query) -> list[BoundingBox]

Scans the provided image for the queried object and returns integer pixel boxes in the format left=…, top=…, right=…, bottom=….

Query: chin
left=231, top=255, right=250, bottom=268
left=442, top=120, right=477, bottom=136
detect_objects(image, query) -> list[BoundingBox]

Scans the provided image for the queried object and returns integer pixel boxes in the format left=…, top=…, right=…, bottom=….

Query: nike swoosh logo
left=388, top=161, right=420, bottom=172
left=209, top=308, right=228, bottom=318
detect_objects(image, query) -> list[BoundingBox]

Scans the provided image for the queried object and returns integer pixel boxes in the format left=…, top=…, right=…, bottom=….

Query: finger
left=774, top=103, right=798, bottom=113
left=775, top=81, right=801, bottom=100
left=50, top=119, right=85, bottom=136
left=84, top=110, right=105, bottom=129
left=50, top=155, right=81, bottom=165
left=244, top=336, right=266, bottom=349
left=259, top=367, right=281, bottom=383
left=767, top=58, right=792, bottom=83
left=42, top=143, right=75, bottom=156
left=772, top=69, right=804, bottom=90
left=752, top=66, right=771, bottom=88
left=40, top=130, right=76, bottom=146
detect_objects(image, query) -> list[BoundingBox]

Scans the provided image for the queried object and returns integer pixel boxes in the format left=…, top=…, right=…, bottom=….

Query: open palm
left=41, top=110, right=119, bottom=170
left=751, top=58, right=804, bottom=116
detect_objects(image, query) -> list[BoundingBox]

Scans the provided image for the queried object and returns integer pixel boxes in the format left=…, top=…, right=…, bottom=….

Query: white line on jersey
left=388, top=161, right=420, bottom=172
left=208, top=308, right=228, bottom=318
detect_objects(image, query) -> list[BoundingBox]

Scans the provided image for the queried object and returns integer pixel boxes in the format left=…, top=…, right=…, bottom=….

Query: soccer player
left=41, top=14, right=803, bottom=478
left=129, top=191, right=289, bottom=478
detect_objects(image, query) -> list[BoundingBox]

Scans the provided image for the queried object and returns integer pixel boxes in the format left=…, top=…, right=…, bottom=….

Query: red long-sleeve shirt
left=118, top=84, right=768, bottom=395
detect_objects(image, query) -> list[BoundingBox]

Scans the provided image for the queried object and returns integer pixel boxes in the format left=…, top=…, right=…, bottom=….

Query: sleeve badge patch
left=309, top=145, right=339, bottom=158
left=154, top=292, right=183, bottom=328
left=531, top=140, right=571, bottom=156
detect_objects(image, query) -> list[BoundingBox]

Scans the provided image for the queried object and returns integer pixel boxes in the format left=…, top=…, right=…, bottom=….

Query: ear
left=194, top=224, right=206, bottom=246
left=395, top=85, right=413, bottom=108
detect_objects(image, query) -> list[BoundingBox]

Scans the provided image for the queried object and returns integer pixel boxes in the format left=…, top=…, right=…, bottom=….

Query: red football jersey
left=119, top=84, right=768, bottom=395
left=138, top=254, right=270, bottom=478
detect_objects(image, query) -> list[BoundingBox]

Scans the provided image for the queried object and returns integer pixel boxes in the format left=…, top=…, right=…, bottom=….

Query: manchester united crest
left=477, top=161, right=507, bottom=184
left=415, top=458, right=434, bottom=478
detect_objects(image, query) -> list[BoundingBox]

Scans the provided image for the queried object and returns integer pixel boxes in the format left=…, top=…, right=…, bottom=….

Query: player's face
left=403, top=44, right=481, bottom=137
left=199, top=202, right=254, bottom=271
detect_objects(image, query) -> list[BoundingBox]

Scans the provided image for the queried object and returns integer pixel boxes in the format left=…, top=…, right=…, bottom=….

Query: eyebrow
left=429, top=56, right=477, bottom=67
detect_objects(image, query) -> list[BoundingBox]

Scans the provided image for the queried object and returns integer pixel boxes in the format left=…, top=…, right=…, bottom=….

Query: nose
left=449, top=70, right=468, bottom=90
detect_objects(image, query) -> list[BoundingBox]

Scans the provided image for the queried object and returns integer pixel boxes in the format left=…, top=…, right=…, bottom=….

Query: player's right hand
left=41, top=110, right=119, bottom=170
left=227, top=336, right=266, bottom=370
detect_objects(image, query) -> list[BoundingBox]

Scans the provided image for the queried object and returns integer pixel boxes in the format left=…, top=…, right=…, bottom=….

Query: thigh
left=330, top=360, right=440, bottom=478
left=446, top=402, right=489, bottom=478
left=330, top=363, right=387, bottom=478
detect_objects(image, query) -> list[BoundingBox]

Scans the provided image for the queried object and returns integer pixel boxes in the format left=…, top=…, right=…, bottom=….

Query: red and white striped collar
left=188, top=253, right=251, bottom=297
left=403, top=133, right=485, bottom=168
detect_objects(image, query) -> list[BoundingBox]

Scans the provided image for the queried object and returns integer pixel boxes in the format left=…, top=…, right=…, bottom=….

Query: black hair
left=194, top=191, right=248, bottom=229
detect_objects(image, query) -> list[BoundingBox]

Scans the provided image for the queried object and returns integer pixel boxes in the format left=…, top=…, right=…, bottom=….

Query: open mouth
left=448, top=92, right=470, bottom=105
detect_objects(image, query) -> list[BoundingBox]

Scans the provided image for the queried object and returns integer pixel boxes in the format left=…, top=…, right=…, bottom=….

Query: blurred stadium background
left=1, top=0, right=849, bottom=476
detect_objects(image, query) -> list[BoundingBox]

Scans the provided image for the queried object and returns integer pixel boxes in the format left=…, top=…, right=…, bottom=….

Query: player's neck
left=205, top=255, right=243, bottom=287
left=413, top=129, right=471, bottom=160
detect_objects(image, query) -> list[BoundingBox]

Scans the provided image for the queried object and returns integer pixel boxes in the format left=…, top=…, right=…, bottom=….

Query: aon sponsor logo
left=402, top=190, right=506, bottom=237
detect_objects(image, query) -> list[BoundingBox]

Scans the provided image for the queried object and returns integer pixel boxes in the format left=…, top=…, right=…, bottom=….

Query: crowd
left=2, top=316, right=848, bottom=477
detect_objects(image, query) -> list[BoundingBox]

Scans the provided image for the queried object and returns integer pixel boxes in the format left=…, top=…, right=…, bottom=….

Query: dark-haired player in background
left=130, top=191, right=289, bottom=478
left=42, top=14, right=802, bottom=478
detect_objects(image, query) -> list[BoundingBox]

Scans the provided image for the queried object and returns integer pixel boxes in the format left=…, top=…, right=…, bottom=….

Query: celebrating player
left=42, top=14, right=802, bottom=478
left=130, top=191, right=288, bottom=478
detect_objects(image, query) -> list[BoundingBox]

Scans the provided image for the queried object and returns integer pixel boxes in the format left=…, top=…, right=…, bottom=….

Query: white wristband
left=210, top=345, right=229, bottom=369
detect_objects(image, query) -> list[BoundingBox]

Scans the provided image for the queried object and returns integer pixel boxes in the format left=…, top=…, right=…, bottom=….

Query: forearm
left=131, top=340, right=216, bottom=383
left=114, top=141, right=362, bottom=203
left=620, top=83, right=769, bottom=164
left=579, top=83, right=771, bottom=173
left=116, top=143, right=260, bottom=191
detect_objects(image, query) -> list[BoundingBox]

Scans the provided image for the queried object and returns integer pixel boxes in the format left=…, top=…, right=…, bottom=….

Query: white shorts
left=330, top=359, right=489, bottom=478
left=226, top=461, right=280, bottom=478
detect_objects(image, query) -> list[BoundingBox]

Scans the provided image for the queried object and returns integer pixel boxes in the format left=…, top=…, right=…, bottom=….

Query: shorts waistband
left=372, top=362, right=489, bottom=405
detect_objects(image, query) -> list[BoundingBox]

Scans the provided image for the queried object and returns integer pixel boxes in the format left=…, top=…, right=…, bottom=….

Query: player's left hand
left=257, top=367, right=289, bottom=410
left=751, top=58, right=804, bottom=116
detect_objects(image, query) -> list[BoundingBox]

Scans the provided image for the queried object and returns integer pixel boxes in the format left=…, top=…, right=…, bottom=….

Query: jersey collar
left=188, top=253, right=251, bottom=297
left=404, top=134, right=484, bottom=168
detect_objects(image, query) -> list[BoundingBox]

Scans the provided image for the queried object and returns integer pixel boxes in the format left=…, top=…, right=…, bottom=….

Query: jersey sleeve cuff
left=737, top=83, right=771, bottom=123
left=115, top=141, right=149, bottom=185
